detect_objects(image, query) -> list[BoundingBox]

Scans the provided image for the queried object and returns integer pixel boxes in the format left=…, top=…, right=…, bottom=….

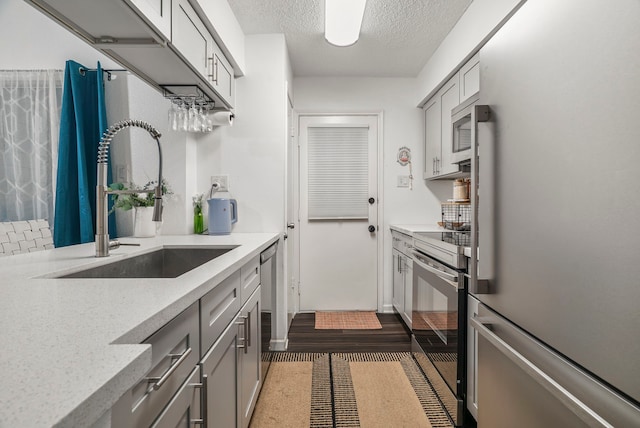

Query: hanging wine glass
left=198, top=104, right=207, bottom=132
left=188, top=100, right=199, bottom=132
left=168, top=102, right=178, bottom=131
left=178, top=100, right=188, bottom=132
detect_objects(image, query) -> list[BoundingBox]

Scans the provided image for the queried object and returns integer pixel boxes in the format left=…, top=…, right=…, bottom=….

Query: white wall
left=415, top=0, right=526, bottom=105
left=113, top=76, right=192, bottom=236
left=1, top=0, right=191, bottom=237
left=196, top=34, right=289, bottom=234
left=293, top=77, right=451, bottom=312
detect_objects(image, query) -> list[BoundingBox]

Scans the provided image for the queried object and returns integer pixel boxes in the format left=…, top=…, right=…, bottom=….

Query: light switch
left=397, top=175, right=410, bottom=188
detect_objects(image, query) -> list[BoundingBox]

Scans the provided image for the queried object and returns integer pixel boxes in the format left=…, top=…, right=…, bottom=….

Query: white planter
left=133, top=206, right=158, bottom=238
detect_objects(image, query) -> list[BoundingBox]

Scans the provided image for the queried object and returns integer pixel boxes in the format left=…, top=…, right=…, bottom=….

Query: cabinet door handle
left=207, top=57, right=214, bottom=81
left=191, top=373, right=208, bottom=426
left=246, top=311, right=251, bottom=351
left=236, top=315, right=249, bottom=353
left=208, top=56, right=219, bottom=84
left=207, top=56, right=218, bottom=84
left=145, top=347, right=192, bottom=390
left=432, top=158, right=436, bottom=175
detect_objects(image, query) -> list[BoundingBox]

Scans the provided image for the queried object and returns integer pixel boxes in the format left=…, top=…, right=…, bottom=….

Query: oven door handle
left=411, top=250, right=458, bottom=282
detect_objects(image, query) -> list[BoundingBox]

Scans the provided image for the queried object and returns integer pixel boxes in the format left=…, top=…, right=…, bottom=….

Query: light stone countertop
left=389, top=224, right=444, bottom=236
left=0, top=232, right=279, bottom=428
left=390, top=224, right=473, bottom=258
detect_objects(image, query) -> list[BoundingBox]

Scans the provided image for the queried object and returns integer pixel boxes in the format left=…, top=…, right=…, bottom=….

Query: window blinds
left=307, top=126, right=369, bottom=220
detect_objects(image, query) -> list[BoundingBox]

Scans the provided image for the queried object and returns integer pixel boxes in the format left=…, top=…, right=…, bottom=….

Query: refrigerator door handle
left=470, top=105, right=492, bottom=294
left=471, top=315, right=614, bottom=428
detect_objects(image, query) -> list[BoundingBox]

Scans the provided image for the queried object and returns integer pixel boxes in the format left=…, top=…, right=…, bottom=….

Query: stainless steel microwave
left=450, top=92, right=480, bottom=164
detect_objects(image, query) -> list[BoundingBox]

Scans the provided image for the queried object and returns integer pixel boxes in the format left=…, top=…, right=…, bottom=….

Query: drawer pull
left=145, top=347, right=193, bottom=390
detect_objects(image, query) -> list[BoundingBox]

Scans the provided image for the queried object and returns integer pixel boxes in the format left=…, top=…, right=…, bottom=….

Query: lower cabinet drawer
left=200, top=270, right=242, bottom=356
left=112, top=302, right=200, bottom=428
left=150, top=367, right=202, bottom=428
left=240, top=256, right=260, bottom=303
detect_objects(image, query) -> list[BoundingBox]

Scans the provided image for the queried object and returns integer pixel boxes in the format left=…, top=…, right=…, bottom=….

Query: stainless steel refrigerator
left=470, top=0, right=640, bottom=426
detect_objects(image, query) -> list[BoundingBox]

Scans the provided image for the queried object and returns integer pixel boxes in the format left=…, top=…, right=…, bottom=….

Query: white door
left=286, top=95, right=298, bottom=326
left=298, top=115, right=378, bottom=311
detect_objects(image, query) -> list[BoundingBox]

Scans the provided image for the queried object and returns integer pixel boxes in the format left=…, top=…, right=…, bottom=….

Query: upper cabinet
left=423, top=54, right=480, bottom=180
left=25, top=0, right=239, bottom=109
left=459, top=53, right=480, bottom=104
left=127, top=0, right=172, bottom=41
left=172, top=0, right=211, bottom=79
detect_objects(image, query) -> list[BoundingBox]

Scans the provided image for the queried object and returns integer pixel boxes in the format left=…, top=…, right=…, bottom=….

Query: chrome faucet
left=95, top=119, right=163, bottom=257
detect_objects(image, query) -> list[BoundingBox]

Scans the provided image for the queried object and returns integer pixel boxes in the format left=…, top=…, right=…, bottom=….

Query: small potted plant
left=109, top=179, right=172, bottom=237
left=193, top=193, right=204, bottom=234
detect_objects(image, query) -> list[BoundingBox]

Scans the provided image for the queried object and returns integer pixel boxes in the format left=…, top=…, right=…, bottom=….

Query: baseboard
left=270, top=338, right=289, bottom=352
left=381, top=303, right=395, bottom=314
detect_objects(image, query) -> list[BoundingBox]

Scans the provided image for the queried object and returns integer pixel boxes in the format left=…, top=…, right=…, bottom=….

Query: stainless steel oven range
left=411, top=231, right=469, bottom=427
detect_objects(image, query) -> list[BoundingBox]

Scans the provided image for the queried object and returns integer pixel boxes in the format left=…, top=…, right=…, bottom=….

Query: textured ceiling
left=228, top=0, right=472, bottom=77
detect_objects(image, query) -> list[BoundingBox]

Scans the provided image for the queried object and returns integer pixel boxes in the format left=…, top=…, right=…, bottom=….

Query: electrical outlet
left=116, top=164, right=128, bottom=183
left=397, top=175, right=410, bottom=188
left=210, top=175, right=229, bottom=192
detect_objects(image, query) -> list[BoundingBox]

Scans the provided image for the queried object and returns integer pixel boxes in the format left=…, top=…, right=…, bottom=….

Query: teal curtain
left=53, top=60, right=116, bottom=247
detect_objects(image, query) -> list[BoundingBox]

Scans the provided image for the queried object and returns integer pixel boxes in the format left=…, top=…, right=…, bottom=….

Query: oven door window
left=415, top=275, right=457, bottom=345
left=414, top=273, right=458, bottom=347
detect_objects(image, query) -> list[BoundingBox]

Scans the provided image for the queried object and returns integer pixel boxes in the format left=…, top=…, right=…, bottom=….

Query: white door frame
left=290, top=111, right=385, bottom=313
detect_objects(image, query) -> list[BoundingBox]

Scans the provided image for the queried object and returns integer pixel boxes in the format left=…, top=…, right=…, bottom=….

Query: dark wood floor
left=285, top=312, right=412, bottom=353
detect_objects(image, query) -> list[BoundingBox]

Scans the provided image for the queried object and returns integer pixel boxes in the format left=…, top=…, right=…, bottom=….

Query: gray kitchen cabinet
left=200, top=314, right=241, bottom=428
left=439, top=75, right=461, bottom=176
left=171, top=0, right=235, bottom=108
left=172, top=0, right=213, bottom=81
left=423, top=54, right=480, bottom=180
left=150, top=367, right=202, bottom=428
left=459, top=53, right=480, bottom=104
left=391, top=230, right=413, bottom=328
left=25, top=0, right=236, bottom=109
left=111, top=255, right=264, bottom=428
left=210, top=41, right=235, bottom=111
left=124, top=0, right=172, bottom=41
left=200, top=270, right=242, bottom=357
left=111, top=302, right=200, bottom=428
left=240, top=256, right=260, bottom=303
left=423, top=96, right=441, bottom=180
left=392, top=248, right=404, bottom=315
left=239, top=286, right=262, bottom=428
left=423, top=73, right=460, bottom=179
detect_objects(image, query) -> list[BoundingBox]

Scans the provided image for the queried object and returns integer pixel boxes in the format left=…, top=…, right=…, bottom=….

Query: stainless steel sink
left=60, top=247, right=237, bottom=279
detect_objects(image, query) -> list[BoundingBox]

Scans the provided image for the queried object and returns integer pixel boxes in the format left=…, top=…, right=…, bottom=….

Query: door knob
left=368, top=225, right=376, bottom=233
left=287, top=222, right=295, bottom=229
left=368, top=197, right=375, bottom=204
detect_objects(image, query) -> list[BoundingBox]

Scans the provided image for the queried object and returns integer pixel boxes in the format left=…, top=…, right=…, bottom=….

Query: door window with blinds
left=307, top=125, right=369, bottom=220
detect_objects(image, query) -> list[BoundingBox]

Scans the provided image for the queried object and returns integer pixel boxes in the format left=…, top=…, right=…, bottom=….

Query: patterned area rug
left=314, top=312, right=383, bottom=330
left=250, top=352, right=453, bottom=428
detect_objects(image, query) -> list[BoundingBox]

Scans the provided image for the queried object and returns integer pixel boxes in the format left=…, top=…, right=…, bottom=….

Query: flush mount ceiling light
left=324, top=0, right=367, bottom=47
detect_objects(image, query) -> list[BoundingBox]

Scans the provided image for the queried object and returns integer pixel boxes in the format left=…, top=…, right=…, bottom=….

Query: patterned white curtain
left=0, top=70, right=63, bottom=224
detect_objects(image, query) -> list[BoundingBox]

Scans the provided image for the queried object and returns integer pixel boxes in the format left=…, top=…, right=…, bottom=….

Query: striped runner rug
left=250, top=352, right=453, bottom=428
